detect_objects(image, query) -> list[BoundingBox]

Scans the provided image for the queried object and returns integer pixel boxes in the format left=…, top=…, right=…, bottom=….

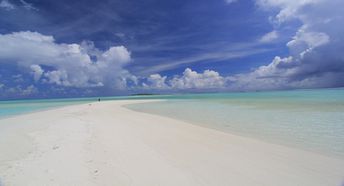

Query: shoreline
left=124, top=101, right=344, bottom=159
left=0, top=99, right=96, bottom=120
left=0, top=100, right=343, bottom=185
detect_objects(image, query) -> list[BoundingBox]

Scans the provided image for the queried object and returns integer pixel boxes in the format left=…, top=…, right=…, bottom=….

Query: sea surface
left=0, top=98, right=92, bottom=119
left=0, top=95, right=168, bottom=119
left=125, top=88, right=344, bottom=158
left=1, top=88, right=344, bottom=158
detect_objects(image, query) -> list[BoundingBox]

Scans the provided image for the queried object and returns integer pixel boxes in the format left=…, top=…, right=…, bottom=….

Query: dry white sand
left=0, top=100, right=343, bottom=186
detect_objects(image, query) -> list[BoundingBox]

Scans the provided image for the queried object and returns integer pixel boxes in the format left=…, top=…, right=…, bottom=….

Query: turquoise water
left=1, top=88, right=344, bottom=157
left=125, top=88, right=344, bottom=158
left=0, top=98, right=93, bottom=119
left=0, top=95, right=173, bottom=119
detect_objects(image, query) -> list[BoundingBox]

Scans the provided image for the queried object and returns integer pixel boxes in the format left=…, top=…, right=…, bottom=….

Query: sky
left=0, top=0, right=343, bottom=99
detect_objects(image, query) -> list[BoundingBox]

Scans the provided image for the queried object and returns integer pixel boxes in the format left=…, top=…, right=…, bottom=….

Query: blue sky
left=0, top=0, right=343, bottom=99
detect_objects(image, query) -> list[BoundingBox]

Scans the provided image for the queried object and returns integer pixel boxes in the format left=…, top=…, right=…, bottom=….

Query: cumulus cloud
left=170, top=68, right=225, bottom=89
left=144, top=74, right=168, bottom=89
left=1, top=0, right=343, bottom=96
left=143, top=0, right=344, bottom=92
left=3, top=85, right=38, bottom=97
left=0, top=0, right=15, bottom=10
left=286, top=28, right=330, bottom=56
left=256, top=0, right=320, bottom=23
left=232, top=0, right=344, bottom=90
left=20, top=85, right=37, bottom=95
left=143, top=68, right=226, bottom=90
left=30, top=64, right=44, bottom=82
left=0, top=31, right=135, bottom=89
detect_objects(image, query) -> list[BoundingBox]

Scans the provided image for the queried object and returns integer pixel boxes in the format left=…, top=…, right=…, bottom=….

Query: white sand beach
left=0, top=100, right=343, bottom=186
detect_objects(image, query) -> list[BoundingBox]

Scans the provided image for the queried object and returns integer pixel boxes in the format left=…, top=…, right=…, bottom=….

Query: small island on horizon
left=130, top=93, right=159, bottom=96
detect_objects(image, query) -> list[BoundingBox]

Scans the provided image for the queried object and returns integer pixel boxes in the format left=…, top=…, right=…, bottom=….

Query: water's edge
left=1, top=88, right=344, bottom=159
left=124, top=89, right=344, bottom=159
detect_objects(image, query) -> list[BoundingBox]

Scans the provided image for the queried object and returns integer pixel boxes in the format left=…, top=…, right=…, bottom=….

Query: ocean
left=1, top=88, right=344, bottom=158
left=125, top=88, right=344, bottom=158
left=0, top=95, right=164, bottom=119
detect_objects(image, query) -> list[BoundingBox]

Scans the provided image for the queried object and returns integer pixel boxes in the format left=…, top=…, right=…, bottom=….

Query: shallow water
left=1, top=88, right=344, bottom=157
left=0, top=95, right=171, bottom=119
left=0, top=98, right=93, bottom=119
left=125, top=88, right=344, bottom=158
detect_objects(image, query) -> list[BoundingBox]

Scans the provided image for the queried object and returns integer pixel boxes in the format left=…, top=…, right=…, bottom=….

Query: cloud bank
left=143, top=0, right=344, bottom=91
left=1, top=0, right=343, bottom=98
left=216, top=0, right=344, bottom=90
left=142, top=68, right=226, bottom=91
left=245, top=0, right=344, bottom=89
left=0, top=31, right=136, bottom=91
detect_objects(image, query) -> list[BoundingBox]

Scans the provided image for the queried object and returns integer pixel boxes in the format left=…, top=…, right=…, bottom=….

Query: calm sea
left=1, top=88, right=343, bottom=158
left=0, top=95, right=169, bottom=119
left=125, top=88, right=344, bottom=158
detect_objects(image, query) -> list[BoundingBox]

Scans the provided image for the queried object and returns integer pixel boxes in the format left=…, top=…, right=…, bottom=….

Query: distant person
left=98, top=98, right=100, bottom=102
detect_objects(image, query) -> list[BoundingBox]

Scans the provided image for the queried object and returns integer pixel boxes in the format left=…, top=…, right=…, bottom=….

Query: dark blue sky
left=0, top=0, right=343, bottom=99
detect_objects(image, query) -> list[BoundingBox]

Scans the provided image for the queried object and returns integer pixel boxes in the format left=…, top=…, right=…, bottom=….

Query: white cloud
left=286, top=27, right=330, bottom=56
left=233, top=0, right=344, bottom=90
left=43, top=70, right=70, bottom=86
left=5, top=85, right=38, bottom=96
left=0, top=0, right=15, bottom=10
left=255, top=0, right=320, bottom=23
left=144, top=74, right=168, bottom=89
left=0, top=31, right=134, bottom=89
left=21, top=85, right=37, bottom=95
left=30, top=64, right=44, bottom=82
left=259, top=30, right=279, bottom=43
left=144, top=0, right=344, bottom=91
left=170, top=68, right=225, bottom=89
left=143, top=68, right=226, bottom=90
left=1, top=0, right=343, bottom=94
